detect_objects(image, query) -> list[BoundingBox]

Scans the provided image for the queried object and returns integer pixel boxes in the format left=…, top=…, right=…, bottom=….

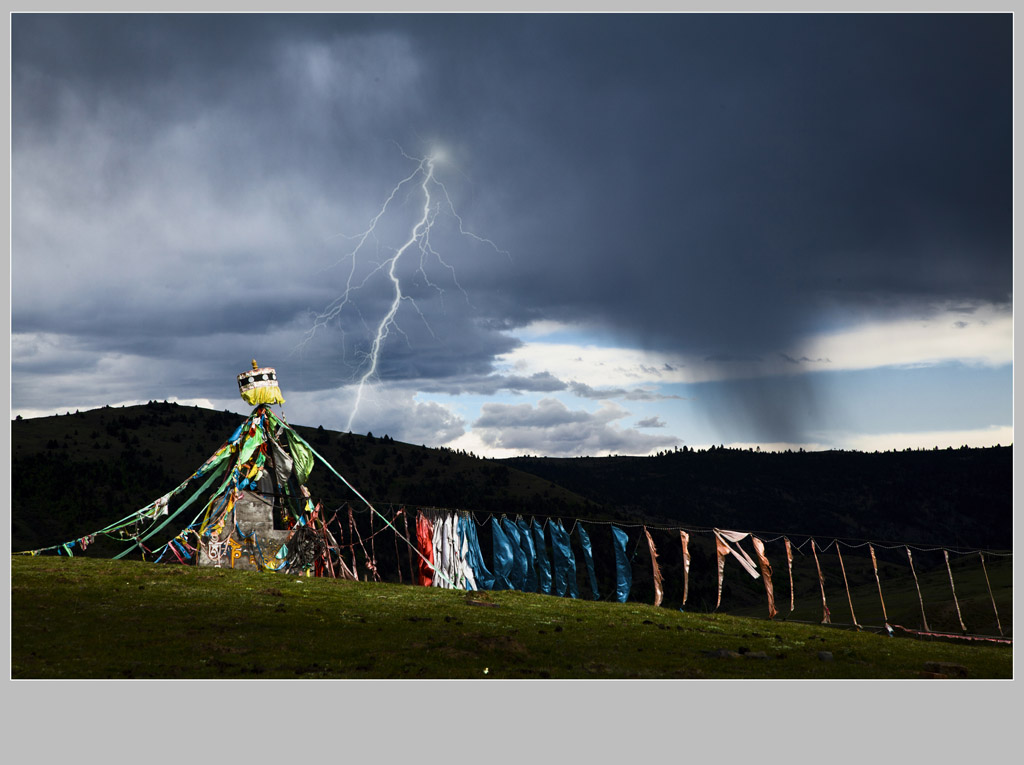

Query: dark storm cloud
left=11, top=13, right=1011, bottom=444
left=416, top=371, right=567, bottom=396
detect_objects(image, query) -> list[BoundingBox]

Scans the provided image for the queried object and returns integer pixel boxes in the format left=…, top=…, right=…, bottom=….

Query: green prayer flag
left=238, top=428, right=265, bottom=464
left=287, top=431, right=314, bottom=483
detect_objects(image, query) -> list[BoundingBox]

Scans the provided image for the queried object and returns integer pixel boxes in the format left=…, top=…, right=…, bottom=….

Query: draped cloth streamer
left=784, top=538, right=795, bottom=612
left=943, top=550, right=967, bottom=633
left=415, top=513, right=435, bottom=587
left=906, top=547, right=929, bottom=632
left=836, top=543, right=859, bottom=628
left=715, top=534, right=730, bottom=609
left=714, top=528, right=760, bottom=611
left=715, top=530, right=761, bottom=579
left=611, top=525, right=632, bottom=604
left=549, top=519, right=578, bottom=598
left=869, top=545, right=889, bottom=626
left=517, top=518, right=539, bottom=593
left=577, top=523, right=601, bottom=601
left=810, top=540, right=831, bottom=624
left=679, top=530, right=691, bottom=608
left=643, top=527, right=664, bottom=607
left=750, top=537, right=777, bottom=620
left=431, top=514, right=452, bottom=589
left=501, top=518, right=528, bottom=591
left=979, top=552, right=1004, bottom=637
left=460, top=515, right=494, bottom=590
left=491, top=517, right=515, bottom=591
left=532, top=520, right=553, bottom=595
left=458, top=519, right=478, bottom=591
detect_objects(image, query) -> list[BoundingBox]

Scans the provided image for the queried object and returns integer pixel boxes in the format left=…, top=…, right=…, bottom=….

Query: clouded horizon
left=11, top=13, right=1013, bottom=456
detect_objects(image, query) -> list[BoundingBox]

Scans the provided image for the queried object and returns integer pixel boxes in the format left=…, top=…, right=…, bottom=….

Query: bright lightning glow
left=303, top=147, right=507, bottom=432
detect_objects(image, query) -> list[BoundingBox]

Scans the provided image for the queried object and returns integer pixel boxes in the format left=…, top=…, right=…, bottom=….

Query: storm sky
left=11, top=13, right=1013, bottom=456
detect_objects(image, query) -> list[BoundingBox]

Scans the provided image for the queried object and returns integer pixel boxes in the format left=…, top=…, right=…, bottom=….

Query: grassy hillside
left=10, top=556, right=1012, bottom=679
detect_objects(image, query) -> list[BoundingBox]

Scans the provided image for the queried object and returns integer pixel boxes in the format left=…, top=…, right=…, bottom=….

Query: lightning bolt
left=302, top=146, right=508, bottom=432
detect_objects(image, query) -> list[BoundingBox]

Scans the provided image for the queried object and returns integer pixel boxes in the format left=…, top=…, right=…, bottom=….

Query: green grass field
left=11, top=556, right=1011, bottom=679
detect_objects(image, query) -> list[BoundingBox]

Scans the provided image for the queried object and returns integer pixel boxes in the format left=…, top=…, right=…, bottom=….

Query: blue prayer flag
left=491, top=517, right=515, bottom=590
left=550, top=519, right=578, bottom=598
left=501, top=518, right=527, bottom=590
left=459, top=516, right=494, bottom=590
left=517, top=518, right=539, bottom=593
left=611, top=525, right=632, bottom=603
left=577, top=523, right=600, bottom=600
left=532, top=520, right=553, bottom=595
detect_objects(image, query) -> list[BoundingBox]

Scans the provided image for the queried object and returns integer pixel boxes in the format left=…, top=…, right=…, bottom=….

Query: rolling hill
left=11, top=402, right=1011, bottom=554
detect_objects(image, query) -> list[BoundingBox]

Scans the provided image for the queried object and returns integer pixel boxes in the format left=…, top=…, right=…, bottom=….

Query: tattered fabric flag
left=714, top=528, right=762, bottom=610
left=979, top=552, right=1004, bottom=637
left=679, top=530, right=691, bottom=607
left=943, top=550, right=967, bottom=633
left=550, top=519, right=578, bottom=598
left=835, top=543, right=859, bottom=628
left=346, top=506, right=360, bottom=580
left=577, top=523, right=601, bottom=600
left=490, top=517, right=515, bottom=591
left=269, top=440, right=295, bottom=488
left=501, top=518, right=528, bottom=591
left=517, top=518, right=539, bottom=593
left=431, top=514, right=456, bottom=589
left=810, top=540, right=831, bottom=624
left=906, top=547, right=929, bottom=632
left=715, top=533, right=729, bottom=609
left=457, top=519, right=478, bottom=592
left=351, top=507, right=380, bottom=582
left=715, top=529, right=761, bottom=579
left=285, top=430, right=314, bottom=484
left=643, top=527, right=664, bottom=607
left=532, top=520, right=553, bottom=595
left=784, top=538, right=795, bottom=612
left=611, top=525, right=632, bottom=603
left=750, top=537, right=777, bottom=620
left=869, top=545, right=889, bottom=626
left=149, top=492, right=172, bottom=519
left=415, top=512, right=435, bottom=587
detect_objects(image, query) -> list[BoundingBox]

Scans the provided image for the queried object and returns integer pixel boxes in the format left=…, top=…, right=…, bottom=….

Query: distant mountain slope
left=11, top=403, right=1011, bottom=554
left=503, top=446, right=1012, bottom=550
